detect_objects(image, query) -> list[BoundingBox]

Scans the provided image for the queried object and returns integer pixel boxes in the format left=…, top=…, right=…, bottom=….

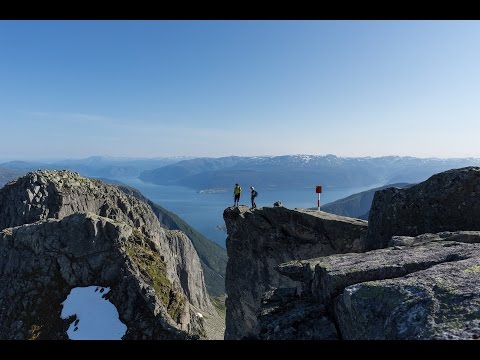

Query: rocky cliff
left=366, top=167, right=480, bottom=250
left=116, top=184, right=227, bottom=298
left=0, top=170, right=217, bottom=339
left=264, top=231, right=480, bottom=339
left=224, top=167, right=480, bottom=340
left=223, top=206, right=367, bottom=339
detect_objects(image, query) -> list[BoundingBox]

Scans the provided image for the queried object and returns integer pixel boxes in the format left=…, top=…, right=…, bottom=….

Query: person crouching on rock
left=233, top=183, right=242, bottom=207
left=250, top=186, right=258, bottom=209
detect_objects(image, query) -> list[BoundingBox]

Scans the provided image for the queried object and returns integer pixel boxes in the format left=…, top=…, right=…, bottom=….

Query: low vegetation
left=125, top=230, right=185, bottom=322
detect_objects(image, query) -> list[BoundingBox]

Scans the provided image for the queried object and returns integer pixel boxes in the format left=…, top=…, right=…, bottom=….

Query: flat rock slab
left=336, top=256, right=480, bottom=339
left=278, top=231, right=480, bottom=340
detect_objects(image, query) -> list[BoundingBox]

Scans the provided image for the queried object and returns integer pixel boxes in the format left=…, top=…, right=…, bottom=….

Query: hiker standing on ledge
left=250, top=186, right=258, bottom=209
left=233, top=183, right=242, bottom=207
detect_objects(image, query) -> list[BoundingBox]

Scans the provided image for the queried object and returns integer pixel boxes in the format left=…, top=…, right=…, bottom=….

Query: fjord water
left=118, top=177, right=382, bottom=248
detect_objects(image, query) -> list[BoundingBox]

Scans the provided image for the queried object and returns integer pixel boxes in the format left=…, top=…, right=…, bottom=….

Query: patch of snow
left=299, top=155, right=313, bottom=163
left=61, top=286, right=127, bottom=340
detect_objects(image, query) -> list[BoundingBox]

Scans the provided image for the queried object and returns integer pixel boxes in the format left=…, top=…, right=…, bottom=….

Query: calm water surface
left=117, top=178, right=381, bottom=248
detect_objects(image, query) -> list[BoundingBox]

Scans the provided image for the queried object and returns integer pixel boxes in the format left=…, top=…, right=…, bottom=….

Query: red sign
left=316, top=185, right=322, bottom=193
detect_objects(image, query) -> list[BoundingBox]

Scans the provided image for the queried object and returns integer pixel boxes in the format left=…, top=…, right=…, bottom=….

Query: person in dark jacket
left=250, top=186, right=258, bottom=209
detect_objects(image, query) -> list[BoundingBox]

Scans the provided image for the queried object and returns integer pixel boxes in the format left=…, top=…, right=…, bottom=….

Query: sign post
left=315, top=185, right=322, bottom=211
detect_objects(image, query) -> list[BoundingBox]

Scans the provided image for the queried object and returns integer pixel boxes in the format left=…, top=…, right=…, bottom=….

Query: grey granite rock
left=258, top=287, right=337, bottom=340
left=335, top=255, right=480, bottom=339
left=277, top=231, right=480, bottom=340
left=0, top=170, right=217, bottom=339
left=367, top=167, right=480, bottom=250
left=223, top=205, right=367, bottom=339
left=225, top=167, right=480, bottom=340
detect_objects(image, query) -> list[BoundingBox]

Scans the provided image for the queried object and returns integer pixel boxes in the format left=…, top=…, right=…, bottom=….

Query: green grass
left=210, top=295, right=226, bottom=319
left=125, top=231, right=185, bottom=322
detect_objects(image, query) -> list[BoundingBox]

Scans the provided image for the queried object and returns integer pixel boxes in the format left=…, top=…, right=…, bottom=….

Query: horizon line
left=2, top=153, right=480, bottom=163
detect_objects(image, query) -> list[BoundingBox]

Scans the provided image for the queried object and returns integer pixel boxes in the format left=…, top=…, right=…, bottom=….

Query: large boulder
left=366, top=167, right=480, bottom=250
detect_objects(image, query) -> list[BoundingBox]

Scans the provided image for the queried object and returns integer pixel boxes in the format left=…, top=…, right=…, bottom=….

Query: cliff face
left=0, top=170, right=216, bottom=339
left=266, top=232, right=480, bottom=339
left=366, top=167, right=480, bottom=250
left=116, top=184, right=227, bottom=298
left=223, top=206, right=367, bottom=339
left=223, top=167, right=480, bottom=340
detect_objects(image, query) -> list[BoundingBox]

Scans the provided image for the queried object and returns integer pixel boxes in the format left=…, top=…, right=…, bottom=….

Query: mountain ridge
left=0, top=156, right=193, bottom=178
left=139, top=155, right=480, bottom=191
left=321, top=182, right=413, bottom=219
left=0, top=167, right=25, bottom=188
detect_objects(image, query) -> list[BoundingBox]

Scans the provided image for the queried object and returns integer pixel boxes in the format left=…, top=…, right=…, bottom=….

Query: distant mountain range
left=4, top=155, right=480, bottom=193
left=139, top=155, right=480, bottom=191
left=322, top=183, right=413, bottom=219
left=0, top=156, right=192, bottom=179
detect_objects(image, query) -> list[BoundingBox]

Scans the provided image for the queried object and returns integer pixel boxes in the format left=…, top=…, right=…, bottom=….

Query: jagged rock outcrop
left=366, top=167, right=480, bottom=250
left=272, top=231, right=480, bottom=340
left=223, top=205, right=367, bottom=339
left=0, top=170, right=216, bottom=339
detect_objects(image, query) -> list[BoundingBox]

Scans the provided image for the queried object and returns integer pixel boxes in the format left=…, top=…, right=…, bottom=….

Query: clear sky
left=1, top=20, right=480, bottom=160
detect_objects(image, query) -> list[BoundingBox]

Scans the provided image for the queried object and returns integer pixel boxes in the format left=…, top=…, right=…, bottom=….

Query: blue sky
left=1, top=20, right=480, bottom=160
